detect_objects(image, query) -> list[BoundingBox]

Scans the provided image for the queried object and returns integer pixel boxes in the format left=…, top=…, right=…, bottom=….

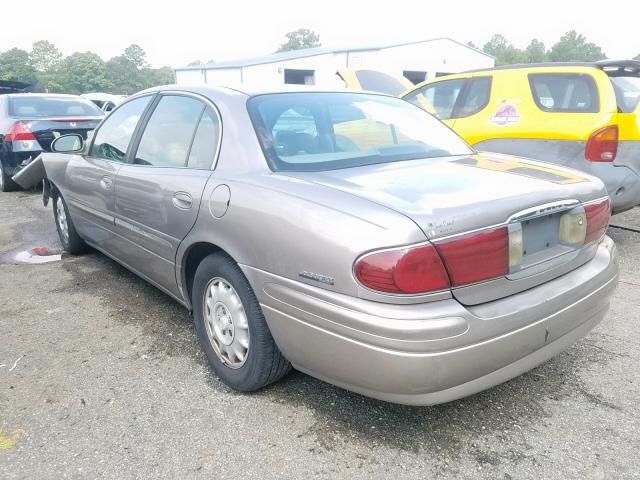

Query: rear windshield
left=609, top=77, right=640, bottom=113
left=9, top=96, right=102, bottom=118
left=528, top=73, right=599, bottom=113
left=248, top=92, right=473, bottom=172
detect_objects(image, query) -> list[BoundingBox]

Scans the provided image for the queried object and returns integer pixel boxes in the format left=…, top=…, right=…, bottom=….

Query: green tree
left=467, top=41, right=478, bottom=49
left=106, top=44, right=173, bottom=94
left=0, top=48, right=38, bottom=85
left=105, top=55, right=141, bottom=94
left=60, top=52, right=112, bottom=94
left=146, top=66, right=174, bottom=86
left=30, top=40, right=62, bottom=72
left=525, top=39, right=547, bottom=63
left=548, top=30, right=606, bottom=62
left=482, top=34, right=526, bottom=66
left=276, top=28, right=321, bottom=52
left=123, top=44, right=148, bottom=69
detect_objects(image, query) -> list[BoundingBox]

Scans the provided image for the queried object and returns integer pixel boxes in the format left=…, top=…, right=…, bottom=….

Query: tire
left=192, top=252, right=291, bottom=391
left=53, top=192, right=87, bottom=254
left=0, top=161, right=18, bottom=192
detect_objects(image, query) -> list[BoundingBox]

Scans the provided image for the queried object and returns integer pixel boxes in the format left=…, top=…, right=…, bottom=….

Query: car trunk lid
left=21, top=118, right=101, bottom=152
left=284, top=152, right=609, bottom=305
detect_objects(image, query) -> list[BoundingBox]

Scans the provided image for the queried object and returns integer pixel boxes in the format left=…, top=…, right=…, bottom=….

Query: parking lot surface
left=1, top=191, right=639, bottom=479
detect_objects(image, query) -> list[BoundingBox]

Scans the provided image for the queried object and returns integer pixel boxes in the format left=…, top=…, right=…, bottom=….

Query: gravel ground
left=1, top=191, right=639, bottom=479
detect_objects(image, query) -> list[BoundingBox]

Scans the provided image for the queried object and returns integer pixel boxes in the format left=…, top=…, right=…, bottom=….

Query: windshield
left=248, top=92, right=473, bottom=172
left=610, top=77, right=640, bottom=113
left=9, top=96, right=103, bottom=118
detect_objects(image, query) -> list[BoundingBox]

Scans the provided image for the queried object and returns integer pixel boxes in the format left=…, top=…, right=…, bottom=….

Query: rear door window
left=89, top=95, right=152, bottom=162
left=187, top=109, right=221, bottom=169
left=133, top=95, right=205, bottom=167
left=455, top=77, right=492, bottom=117
left=403, top=79, right=466, bottom=119
left=609, top=76, right=640, bottom=113
left=528, top=73, right=599, bottom=112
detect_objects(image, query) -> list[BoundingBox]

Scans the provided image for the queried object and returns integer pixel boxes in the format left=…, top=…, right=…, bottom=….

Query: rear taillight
left=434, top=227, right=509, bottom=286
left=4, top=121, right=36, bottom=142
left=355, top=244, right=450, bottom=294
left=355, top=227, right=512, bottom=294
left=584, top=198, right=611, bottom=244
left=354, top=200, right=610, bottom=296
left=585, top=125, right=618, bottom=162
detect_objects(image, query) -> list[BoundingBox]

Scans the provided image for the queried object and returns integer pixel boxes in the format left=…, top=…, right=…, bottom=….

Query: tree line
left=2, top=32, right=638, bottom=94
left=270, top=29, right=640, bottom=66
left=0, top=41, right=174, bottom=95
left=475, top=30, right=640, bottom=66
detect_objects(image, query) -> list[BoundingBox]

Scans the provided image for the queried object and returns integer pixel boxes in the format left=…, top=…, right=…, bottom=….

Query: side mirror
left=51, top=134, right=84, bottom=153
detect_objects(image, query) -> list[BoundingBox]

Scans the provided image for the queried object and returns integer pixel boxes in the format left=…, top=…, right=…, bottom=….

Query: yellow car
left=401, top=61, right=640, bottom=213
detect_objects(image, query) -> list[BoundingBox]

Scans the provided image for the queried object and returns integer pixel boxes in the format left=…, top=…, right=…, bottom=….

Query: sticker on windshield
left=490, top=104, right=520, bottom=126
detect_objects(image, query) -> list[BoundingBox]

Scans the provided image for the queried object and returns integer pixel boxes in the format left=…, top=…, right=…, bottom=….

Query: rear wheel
left=53, top=193, right=87, bottom=254
left=192, top=252, right=291, bottom=391
left=0, top=161, right=18, bottom=192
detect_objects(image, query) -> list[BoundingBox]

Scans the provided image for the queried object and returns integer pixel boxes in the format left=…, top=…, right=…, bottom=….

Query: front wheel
left=53, top=193, right=87, bottom=254
left=192, top=252, right=291, bottom=391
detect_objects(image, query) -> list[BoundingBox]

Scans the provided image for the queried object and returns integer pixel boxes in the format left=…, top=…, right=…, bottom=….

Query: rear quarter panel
left=176, top=172, right=429, bottom=307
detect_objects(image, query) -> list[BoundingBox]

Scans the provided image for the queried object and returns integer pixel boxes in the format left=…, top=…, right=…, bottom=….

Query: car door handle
left=99, top=176, right=113, bottom=190
left=172, top=192, right=193, bottom=210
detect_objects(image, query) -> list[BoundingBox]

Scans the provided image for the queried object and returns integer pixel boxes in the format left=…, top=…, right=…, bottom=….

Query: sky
left=1, top=0, right=638, bottom=68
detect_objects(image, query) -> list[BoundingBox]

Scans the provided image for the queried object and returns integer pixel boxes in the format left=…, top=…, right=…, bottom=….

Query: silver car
left=14, top=86, right=619, bottom=405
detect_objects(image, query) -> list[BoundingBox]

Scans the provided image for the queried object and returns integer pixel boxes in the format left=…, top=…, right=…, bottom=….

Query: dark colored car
left=0, top=93, right=103, bottom=191
left=0, top=80, right=29, bottom=94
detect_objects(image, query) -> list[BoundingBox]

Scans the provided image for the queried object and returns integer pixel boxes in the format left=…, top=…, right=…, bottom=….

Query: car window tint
left=248, top=92, right=473, bottom=172
left=609, top=76, right=640, bottom=113
left=9, top=96, right=103, bottom=117
left=134, top=95, right=204, bottom=167
left=354, top=70, right=410, bottom=96
left=271, top=107, right=318, bottom=157
left=456, top=77, right=492, bottom=117
left=403, top=79, right=465, bottom=119
left=529, top=74, right=598, bottom=112
left=89, top=96, right=151, bottom=162
left=187, top=109, right=220, bottom=169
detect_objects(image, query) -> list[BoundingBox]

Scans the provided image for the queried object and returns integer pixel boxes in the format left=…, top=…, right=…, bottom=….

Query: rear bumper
left=244, top=236, right=618, bottom=405
left=0, top=149, right=42, bottom=176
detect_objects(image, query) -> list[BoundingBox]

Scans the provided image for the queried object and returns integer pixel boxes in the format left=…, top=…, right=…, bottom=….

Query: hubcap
left=203, top=277, right=249, bottom=369
left=56, top=197, right=69, bottom=243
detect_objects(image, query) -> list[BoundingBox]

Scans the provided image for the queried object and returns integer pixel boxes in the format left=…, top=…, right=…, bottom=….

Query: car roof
left=4, top=93, right=96, bottom=100
left=463, top=59, right=640, bottom=75
left=137, top=84, right=394, bottom=98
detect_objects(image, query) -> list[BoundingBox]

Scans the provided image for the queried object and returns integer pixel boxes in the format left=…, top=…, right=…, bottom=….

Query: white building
left=174, top=38, right=494, bottom=89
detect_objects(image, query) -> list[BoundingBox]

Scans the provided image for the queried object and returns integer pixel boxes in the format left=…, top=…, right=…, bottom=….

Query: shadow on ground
left=50, top=246, right=626, bottom=473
